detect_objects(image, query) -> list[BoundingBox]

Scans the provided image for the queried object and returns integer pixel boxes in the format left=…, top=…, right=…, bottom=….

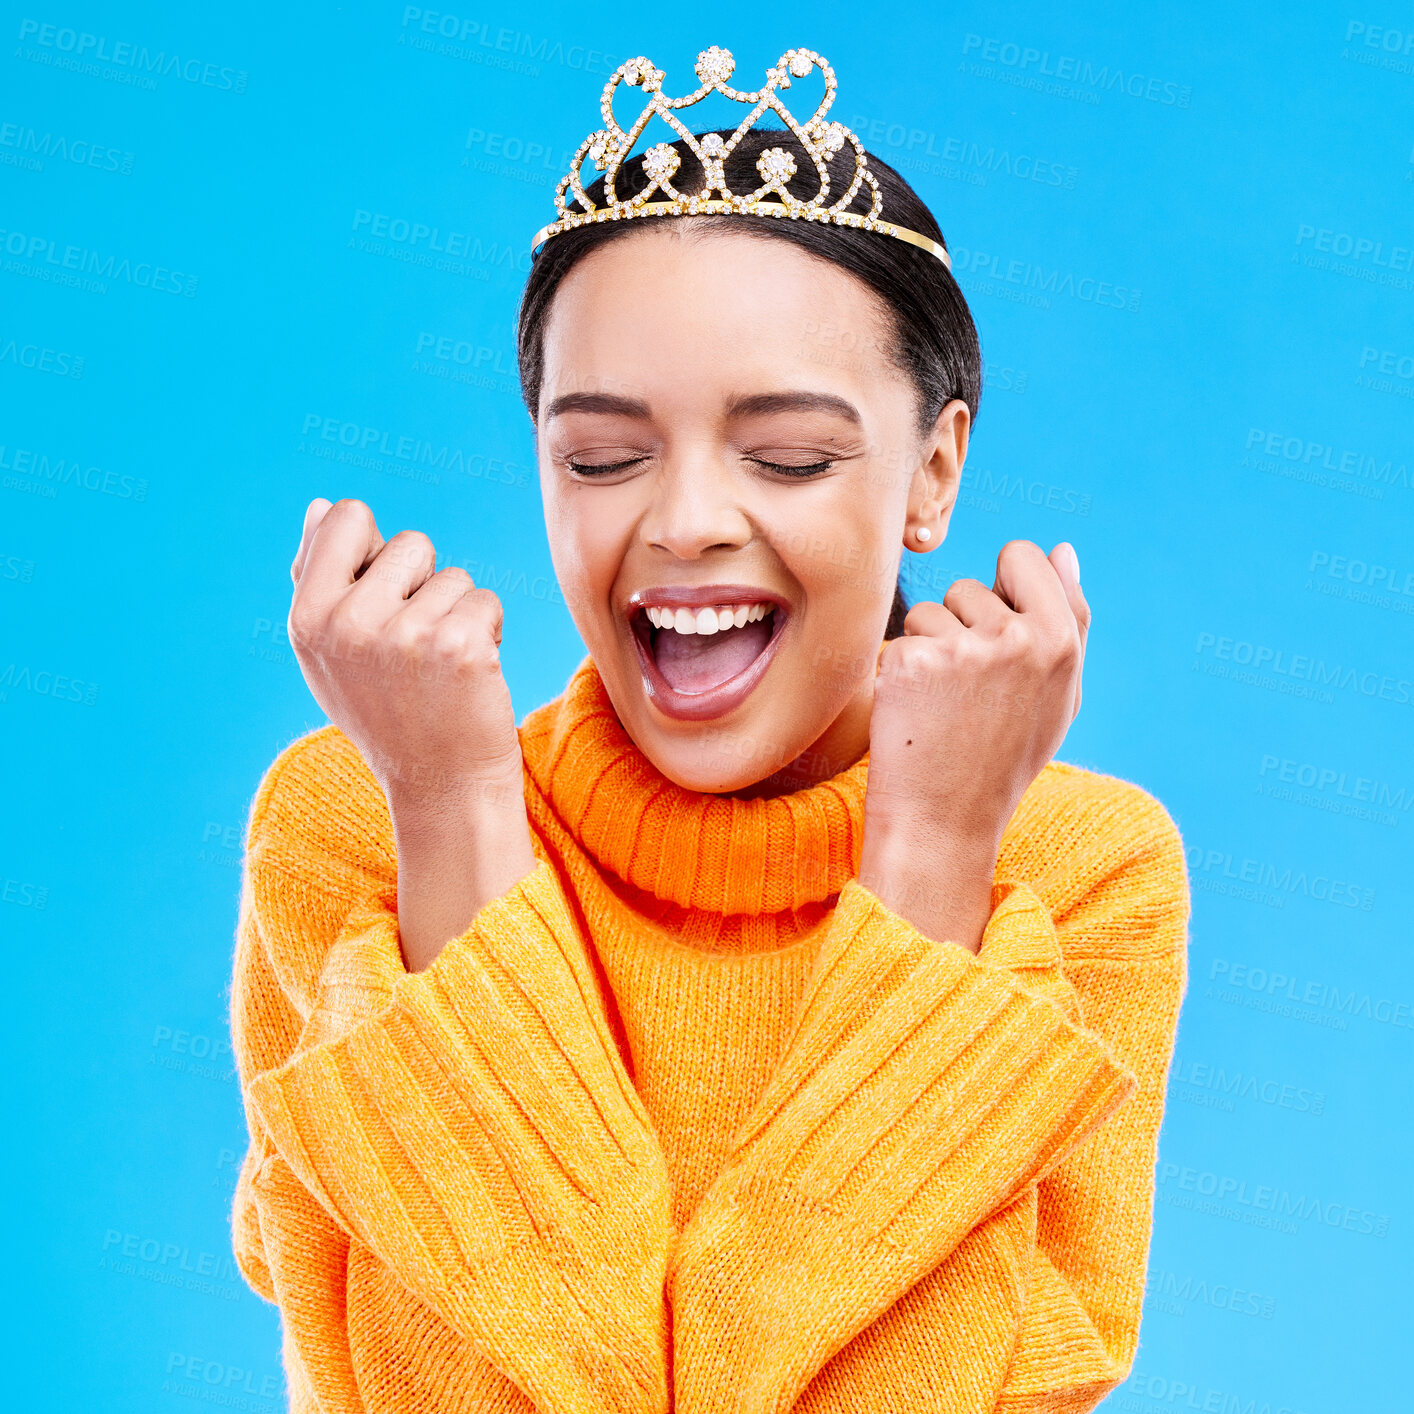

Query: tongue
left=653, top=616, right=774, bottom=693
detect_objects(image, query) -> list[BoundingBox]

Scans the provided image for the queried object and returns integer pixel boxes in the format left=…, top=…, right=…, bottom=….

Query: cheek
left=769, top=483, right=896, bottom=598
left=540, top=483, right=631, bottom=618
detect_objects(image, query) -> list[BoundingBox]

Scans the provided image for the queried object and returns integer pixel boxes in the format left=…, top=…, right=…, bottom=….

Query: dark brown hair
left=516, top=125, right=982, bottom=638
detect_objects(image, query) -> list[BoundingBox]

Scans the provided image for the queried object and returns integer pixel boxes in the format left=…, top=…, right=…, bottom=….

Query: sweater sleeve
left=665, top=885, right=1140, bottom=1414
left=667, top=784, right=1189, bottom=1414
left=244, top=861, right=674, bottom=1414
left=229, top=873, right=303, bottom=1306
left=993, top=805, right=1190, bottom=1410
left=228, top=735, right=675, bottom=1414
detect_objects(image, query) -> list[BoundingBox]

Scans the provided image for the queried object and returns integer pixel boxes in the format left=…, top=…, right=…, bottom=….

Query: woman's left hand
left=858, top=540, right=1089, bottom=953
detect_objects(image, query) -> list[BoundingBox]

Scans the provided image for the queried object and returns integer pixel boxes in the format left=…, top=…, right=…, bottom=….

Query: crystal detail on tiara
left=758, top=147, right=796, bottom=183
left=695, top=45, right=734, bottom=84
left=643, top=143, right=680, bottom=183
left=531, top=45, right=951, bottom=268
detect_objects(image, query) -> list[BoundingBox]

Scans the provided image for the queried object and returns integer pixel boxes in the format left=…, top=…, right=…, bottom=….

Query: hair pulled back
left=516, top=125, right=982, bottom=638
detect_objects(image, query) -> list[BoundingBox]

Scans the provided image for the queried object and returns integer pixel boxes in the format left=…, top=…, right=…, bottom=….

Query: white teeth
left=644, top=601, right=776, bottom=634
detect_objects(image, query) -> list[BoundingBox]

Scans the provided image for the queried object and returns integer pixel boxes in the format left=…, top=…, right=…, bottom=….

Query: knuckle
left=329, top=603, right=376, bottom=653
left=287, top=603, right=321, bottom=651
left=451, top=636, right=502, bottom=677
left=1038, top=626, right=1079, bottom=671
left=387, top=528, right=434, bottom=566
left=385, top=617, right=425, bottom=654
left=900, top=601, right=941, bottom=634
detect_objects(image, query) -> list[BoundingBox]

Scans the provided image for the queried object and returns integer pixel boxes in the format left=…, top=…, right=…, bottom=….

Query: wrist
left=858, top=818, right=999, bottom=955
left=860, top=809, right=1000, bottom=885
left=388, top=774, right=537, bottom=974
left=383, top=757, right=525, bottom=820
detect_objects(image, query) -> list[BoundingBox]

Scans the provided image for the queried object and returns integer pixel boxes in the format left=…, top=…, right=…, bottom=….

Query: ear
left=905, top=399, right=971, bottom=548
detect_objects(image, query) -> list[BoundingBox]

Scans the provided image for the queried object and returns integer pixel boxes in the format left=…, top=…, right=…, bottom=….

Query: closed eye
left=750, top=457, right=836, bottom=477
left=565, top=456, right=649, bottom=477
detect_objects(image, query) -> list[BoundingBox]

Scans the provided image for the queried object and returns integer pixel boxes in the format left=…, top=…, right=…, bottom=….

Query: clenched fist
left=288, top=497, right=523, bottom=799
left=859, top=539, right=1089, bottom=954
left=288, top=497, right=536, bottom=970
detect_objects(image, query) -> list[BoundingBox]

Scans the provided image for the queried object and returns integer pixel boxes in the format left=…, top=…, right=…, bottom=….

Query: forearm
left=389, top=772, right=537, bottom=972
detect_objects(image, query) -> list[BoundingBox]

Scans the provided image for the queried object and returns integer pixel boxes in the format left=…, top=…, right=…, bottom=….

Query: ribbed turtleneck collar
left=518, top=657, right=870, bottom=918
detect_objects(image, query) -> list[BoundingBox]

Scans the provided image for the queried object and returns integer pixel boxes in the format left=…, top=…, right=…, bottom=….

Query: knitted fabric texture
left=230, top=656, right=1190, bottom=1414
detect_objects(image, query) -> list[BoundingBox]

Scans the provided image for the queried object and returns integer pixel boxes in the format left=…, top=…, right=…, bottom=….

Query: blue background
left=3, top=2, right=1410, bottom=1408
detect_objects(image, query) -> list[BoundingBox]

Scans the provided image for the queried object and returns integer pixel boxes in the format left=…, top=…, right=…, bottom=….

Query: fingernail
left=1061, top=543, right=1080, bottom=584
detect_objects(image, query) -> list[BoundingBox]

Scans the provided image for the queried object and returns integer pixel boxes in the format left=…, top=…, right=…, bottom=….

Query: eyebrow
left=544, top=388, right=864, bottom=425
left=544, top=391, right=652, bottom=420
left=725, top=391, right=863, bottom=425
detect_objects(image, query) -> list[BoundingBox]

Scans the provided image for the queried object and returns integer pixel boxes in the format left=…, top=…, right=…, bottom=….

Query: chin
left=631, top=725, right=792, bottom=795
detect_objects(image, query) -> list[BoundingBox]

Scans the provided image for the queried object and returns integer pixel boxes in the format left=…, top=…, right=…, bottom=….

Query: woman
left=230, top=48, right=1189, bottom=1414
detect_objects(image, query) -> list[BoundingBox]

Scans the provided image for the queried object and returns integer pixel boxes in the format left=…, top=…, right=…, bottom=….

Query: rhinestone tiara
left=530, top=46, right=951, bottom=269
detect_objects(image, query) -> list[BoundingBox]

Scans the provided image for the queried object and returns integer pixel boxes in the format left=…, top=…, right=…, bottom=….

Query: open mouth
left=628, top=590, right=789, bottom=721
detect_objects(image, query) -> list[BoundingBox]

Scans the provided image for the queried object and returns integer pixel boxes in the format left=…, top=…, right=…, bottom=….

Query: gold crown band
left=529, top=47, right=953, bottom=270
left=531, top=199, right=951, bottom=269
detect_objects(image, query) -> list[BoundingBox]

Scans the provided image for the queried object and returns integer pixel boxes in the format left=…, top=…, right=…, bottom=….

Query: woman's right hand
left=288, top=497, right=536, bottom=970
left=288, top=497, right=523, bottom=801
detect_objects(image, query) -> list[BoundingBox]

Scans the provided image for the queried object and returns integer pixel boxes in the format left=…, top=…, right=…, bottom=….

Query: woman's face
left=535, top=227, right=968, bottom=794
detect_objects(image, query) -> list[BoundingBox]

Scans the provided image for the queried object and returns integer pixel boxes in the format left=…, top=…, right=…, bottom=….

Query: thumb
left=291, top=497, right=334, bottom=583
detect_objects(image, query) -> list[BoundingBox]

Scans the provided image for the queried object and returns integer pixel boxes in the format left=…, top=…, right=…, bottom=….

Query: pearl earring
left=914, top=525, right=932, bottom=543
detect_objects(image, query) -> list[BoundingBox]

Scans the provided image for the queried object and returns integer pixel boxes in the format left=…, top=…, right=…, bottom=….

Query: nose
left=639, top=448, right=754, bottom=560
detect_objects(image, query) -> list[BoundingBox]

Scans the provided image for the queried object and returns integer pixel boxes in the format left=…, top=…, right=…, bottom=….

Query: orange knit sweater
left=230, top=656, right=1189, bottom=1414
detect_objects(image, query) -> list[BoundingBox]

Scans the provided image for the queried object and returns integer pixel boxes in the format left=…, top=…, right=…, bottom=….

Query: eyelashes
left=755, top=458, right=835, bottom=477
left=565, top=456, right=648, bottom=477
left=563, top=456, right=837, bottom=479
